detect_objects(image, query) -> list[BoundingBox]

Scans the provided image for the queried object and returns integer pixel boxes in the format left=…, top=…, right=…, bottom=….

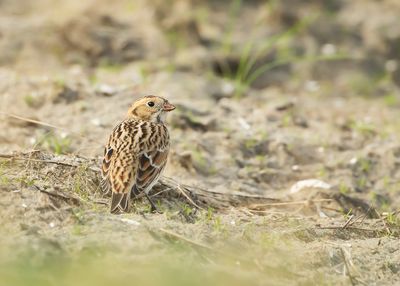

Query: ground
left=0, top=1, right=400, bottom=285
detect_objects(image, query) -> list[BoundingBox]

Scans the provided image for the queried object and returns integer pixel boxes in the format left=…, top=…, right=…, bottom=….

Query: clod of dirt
left=52, top=85, right=80, bottom=104
left=94, top=84, right=117, bottom=97
left=275, top=101, right=295, bottom=111
left=60, top=13, right=144, bottom=66
left=173, top=115, right=216, bottom=132
left=283, top=142, right=323, bottom=165
left=243, top=168, right=298, bottom=188
left=333, top=193, right=379, bottom=218
left=210, top=81, right=236, bottom=101
left=239, top=139, right=269, bottom=158
left=171, top=104, right=216, bottom=132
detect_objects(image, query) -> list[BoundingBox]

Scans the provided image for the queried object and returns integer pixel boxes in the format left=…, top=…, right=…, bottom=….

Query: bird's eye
left=147, top=101, right=155, bottom=107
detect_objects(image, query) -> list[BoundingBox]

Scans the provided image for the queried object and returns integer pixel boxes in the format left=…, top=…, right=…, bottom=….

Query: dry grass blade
left=159, top=176, right=280, bottom=209
left=374, top=209, right=393, bottom=235
left=0, top=154, right=77, bottom=167
left=249, top=199, right=333, bottom=209
left=0, top=112, right=66, bottom=130
left=342, top=215, right=354, bottom=229
left=316, top=225, right=381, bottom=232
left=175, top=184, right=204, bottom=210
left=91, top=199, right=108, bottom=205
left=34, top=185, right=81, bottom=206
left=0, top=153, right=100, bottom=172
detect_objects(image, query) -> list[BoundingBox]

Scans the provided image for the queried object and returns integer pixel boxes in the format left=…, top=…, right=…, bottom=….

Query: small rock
left=90, top=118, right=102, bottom=127
left=120, top=218, right=140, bottom=226
left=349, top=157, right=358, bottom=165
left=95, top=84, right=117, bottom=96
left=321, top=43, right=336, bottom=55
left=305, top=80, right=320, bottom=92
left=52, top=86, right=79, bottom=104
left=291, top=165, right=300, bottom=171
left=290, top=179, right=332, bottom=194
left=275, top=101, right=295, bottom=111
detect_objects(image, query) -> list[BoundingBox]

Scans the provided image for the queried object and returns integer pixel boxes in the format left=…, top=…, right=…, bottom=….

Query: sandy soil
left=0, top=1, right=400, bottom=285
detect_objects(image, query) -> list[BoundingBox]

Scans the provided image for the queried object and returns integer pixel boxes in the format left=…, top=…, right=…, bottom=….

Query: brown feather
left=140, top=154, right=151, bottom=170
left=135, top=149, right=168, bottom=192
left=153, top=151, right=168, bottom=166
left=110, top=192, right=130, bottom=214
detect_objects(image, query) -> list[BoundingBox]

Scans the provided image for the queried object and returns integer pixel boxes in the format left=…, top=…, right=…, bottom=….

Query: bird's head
left=127, top=95, right=175, bottom=123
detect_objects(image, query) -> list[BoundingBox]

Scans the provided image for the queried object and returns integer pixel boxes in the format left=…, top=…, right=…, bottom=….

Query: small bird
left=101, top=95, right=175, bottom=214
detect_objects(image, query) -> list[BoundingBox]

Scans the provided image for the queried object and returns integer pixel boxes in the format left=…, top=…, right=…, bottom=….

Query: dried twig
left=374, top=209, right=392, bottom=235
left=159, top=177, right=280, bottom=210
left=92, top=199, right=108, bottom=205
left=175, top=184, right=204, bottom=210
left=150, top=187, right=172, bottom=198
left=320, top=206, right=342, bottom=213
left=247, top=209, right=294, bottom=215
left=34, top=185, right=81, bottom=205
left=0, top=112, right=66, bottom=130
left=249, top=199, right=333, bottom=209
left=0, top=154, right=77, bottom=167
left=316, top=225, right=381, bottom=232
left=342, top=215, right=354, bottom=229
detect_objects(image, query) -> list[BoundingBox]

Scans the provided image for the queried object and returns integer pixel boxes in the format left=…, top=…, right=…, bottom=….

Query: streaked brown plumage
left=101, top=95, right=175, bottom=214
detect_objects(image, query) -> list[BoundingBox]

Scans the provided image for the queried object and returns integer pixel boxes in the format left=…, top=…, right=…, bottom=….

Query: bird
left=101, top=95, right=175, bottom=214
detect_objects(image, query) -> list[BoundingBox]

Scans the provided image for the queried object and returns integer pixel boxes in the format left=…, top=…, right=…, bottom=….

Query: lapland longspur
left=101, top=96, right=175, bottom=214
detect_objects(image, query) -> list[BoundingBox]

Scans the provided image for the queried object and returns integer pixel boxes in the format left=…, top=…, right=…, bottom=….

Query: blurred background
left=2, top=0, right=400, bottom=91
left=1, top=0, right=400, bottom=285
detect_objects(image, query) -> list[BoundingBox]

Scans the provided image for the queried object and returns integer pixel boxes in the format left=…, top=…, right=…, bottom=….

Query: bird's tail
left=110, top=192, right=130, bottom=214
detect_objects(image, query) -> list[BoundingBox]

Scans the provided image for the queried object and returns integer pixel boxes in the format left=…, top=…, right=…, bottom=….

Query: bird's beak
left=163, top=102, right=176, bottom=112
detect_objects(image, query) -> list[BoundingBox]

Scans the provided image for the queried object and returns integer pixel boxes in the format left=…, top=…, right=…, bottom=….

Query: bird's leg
left=130, top=185, right=140, bottom=198
left=144, top=192, right=161, bottom=213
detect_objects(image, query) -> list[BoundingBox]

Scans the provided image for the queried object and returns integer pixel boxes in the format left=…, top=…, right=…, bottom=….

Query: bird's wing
left=134, top=148, right=169, bottom=194
left=134, top=123, right=170, bottom=195
left=101, top=120, right=139, bottom=213
left=108, top=152, right=137, bottom=214
left=100, top=146, right=113, bottom=194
